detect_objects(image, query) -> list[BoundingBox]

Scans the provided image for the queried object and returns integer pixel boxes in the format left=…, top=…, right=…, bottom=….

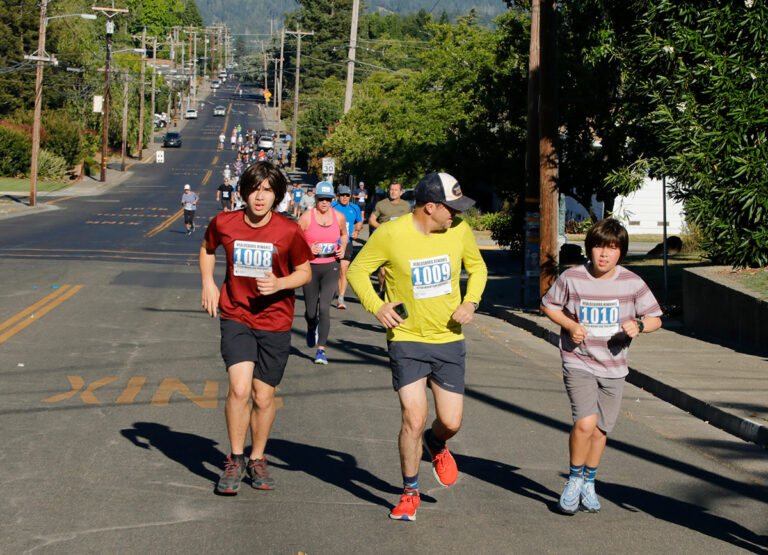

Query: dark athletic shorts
left=388, top=340, right=466, bottom=394
left=183, top=209, right=195, bottom=225
left=220, top=318, right=291, bottom=386
left=341, top=241, right=353, bottom=262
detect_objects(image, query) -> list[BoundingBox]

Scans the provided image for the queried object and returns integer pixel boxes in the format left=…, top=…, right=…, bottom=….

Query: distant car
left=211, top=80, right=220, bottom=89
left=213, top=105, right=226, bottom=117
left=257, top=136, right=274, bottom=150
left=184, top=109, right=198, bottom=119
left=162, top=131, right=182, bottom=148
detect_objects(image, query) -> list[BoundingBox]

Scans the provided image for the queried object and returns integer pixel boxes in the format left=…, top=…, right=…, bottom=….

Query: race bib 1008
left=579, top=299, right=620, bottom=338
left=233, top=240, right=274, bottom=278
left=410, top=255, right=452, bottom=299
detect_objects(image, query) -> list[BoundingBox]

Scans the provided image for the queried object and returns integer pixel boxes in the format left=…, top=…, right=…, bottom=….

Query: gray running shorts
left=220, top=319, right=291, bottom=386
left=388, top=340, right=466, bottom=394
left=562, top=366, right=625, bottom=433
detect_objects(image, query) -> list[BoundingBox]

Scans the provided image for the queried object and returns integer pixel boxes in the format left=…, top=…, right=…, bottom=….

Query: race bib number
left=233, top=241, right=274, bottom=278
left=316, top=242, right=337, bottom=256
left=184, top=202, right=195, bottom=211
left=579, top=299, right=620, bottom=338
left=410, top=255, right=452, bottom=299
left=222, top=191, right=230, bottom=198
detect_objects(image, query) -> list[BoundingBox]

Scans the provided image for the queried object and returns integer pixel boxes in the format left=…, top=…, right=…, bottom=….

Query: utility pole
left=277, top=28, right=285, bottom=140
left=262, top=40, right=268, bottom=93
left=343, top=0, right=360, bottom=114
left=137, top=28, right=146, bottom=159
left=538, top=0, right=559, bottom=296
left=27, top=0, right=50, bottom=207
left=522, top=0, right=541, bottom=307
left=286, top=25, right=313, bottom=172
left=93, top=5, right=129, bottom=182
left=121, top=72, right=129, bottom=171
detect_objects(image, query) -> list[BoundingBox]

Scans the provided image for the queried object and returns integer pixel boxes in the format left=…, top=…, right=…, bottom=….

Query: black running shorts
left=220, top=319, right=291, bottom=386
left=388, top=340, right=466, bottom=394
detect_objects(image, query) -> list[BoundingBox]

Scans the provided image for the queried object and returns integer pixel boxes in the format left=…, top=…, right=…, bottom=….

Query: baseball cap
left=315, top=181, right=335, bottom=199
left=184, top=184, right=190, bottom=190
left=337, top=185, right=351, bottom=195
left=358, top=181, right=364, bottom=187
left=414, top=172, right=474, bottom=211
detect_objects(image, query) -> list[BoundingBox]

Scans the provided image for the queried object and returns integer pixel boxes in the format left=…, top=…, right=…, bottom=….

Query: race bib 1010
left=233, top=240, right=274, bottom=278
left=579, top=299, right=620, bottom=338
left=410, top=255, right=452, bottom=299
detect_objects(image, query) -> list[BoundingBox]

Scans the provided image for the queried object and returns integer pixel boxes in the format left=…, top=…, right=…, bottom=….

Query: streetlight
left=26, top=6, right=97, bottom=207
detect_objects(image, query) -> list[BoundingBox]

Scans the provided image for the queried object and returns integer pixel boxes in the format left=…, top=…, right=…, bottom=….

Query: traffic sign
left=155, top=150, right=165, bottom=164
left=322, top=157, right=335, bottom=175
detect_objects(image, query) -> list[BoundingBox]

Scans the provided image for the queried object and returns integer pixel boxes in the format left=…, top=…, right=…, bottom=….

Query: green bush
left=488, top=212, right=523, bottom=254
left=36, top=149, right=68, bottom=179
left=42, top=111, right=86, bottom=167
left=0, top=126, right=31, bottom=176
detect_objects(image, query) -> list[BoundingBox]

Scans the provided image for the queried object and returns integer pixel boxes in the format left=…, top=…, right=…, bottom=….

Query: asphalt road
left=1, top=81, right=766, bottom=554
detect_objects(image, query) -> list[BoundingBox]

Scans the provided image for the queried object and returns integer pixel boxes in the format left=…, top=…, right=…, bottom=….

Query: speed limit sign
left=321, top=157, right=335, bottom=175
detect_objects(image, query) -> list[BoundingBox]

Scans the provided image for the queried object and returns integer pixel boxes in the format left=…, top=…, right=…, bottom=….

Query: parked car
left=400, top=188, right=415, bottom=208
left=162, top=131, right=182, bottom=148
left=213, top=105, right=226, bottom=117
left=211, top=80, right=220, bottom=89
left=184, top=109, right=198, bottom=119
left=154, top=112, right=167, bottom=128
left=257, top=136, right=274, bottom=150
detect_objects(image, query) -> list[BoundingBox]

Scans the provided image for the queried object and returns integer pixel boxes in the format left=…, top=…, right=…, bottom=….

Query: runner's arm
left=255, top=260, right=311, bottom=295
left=199, top=240, right=219, bottom=318
left=460, top=223, right=488, bottom=306
left=347, top=228, right=389, bottom=315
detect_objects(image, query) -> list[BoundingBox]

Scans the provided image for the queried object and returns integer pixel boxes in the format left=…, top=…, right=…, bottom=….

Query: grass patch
left=718, top=268, right=768, bottom=301
left=0, top=177, right=69, bottom=193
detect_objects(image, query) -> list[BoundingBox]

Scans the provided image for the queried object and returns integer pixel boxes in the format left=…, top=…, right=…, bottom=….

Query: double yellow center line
left=0, top=285, right=82, bottom=344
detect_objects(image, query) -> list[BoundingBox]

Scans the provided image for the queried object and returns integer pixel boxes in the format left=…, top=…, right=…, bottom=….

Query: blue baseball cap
left=337, top=185, right=351, bottom=195
left=315, top=181, right=335, bottom=200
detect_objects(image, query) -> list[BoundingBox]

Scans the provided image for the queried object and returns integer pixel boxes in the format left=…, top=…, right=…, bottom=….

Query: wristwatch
left=636, top=319, right=645, bottom=333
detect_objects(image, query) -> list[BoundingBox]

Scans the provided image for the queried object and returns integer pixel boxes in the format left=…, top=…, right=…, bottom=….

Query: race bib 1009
left=579, top=299, right=620, bottom=338
left=233, top=240, right=274, bottom=278
left=409, top=255, right=452, bottom=299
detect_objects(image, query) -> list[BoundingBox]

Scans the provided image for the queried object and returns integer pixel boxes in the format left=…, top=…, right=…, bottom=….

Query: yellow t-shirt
left=348, top=213, right=488, bottom=344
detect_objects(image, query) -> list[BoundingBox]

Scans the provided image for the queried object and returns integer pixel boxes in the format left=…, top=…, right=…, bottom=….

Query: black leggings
left=303, top=261, right=339, bottom=348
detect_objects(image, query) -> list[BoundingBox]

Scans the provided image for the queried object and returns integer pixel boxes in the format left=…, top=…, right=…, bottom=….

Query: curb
left=489, top=306, right=768, bottom=449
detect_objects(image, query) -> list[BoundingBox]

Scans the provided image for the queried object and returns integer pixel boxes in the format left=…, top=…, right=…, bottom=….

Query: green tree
left=630, top=1, right=768, bottom=267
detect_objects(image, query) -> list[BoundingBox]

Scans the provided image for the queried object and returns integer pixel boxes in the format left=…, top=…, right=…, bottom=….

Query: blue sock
left=403, top=473, right=419, bottom=491
left=569, top=463, right=585, bottom=479
left=584, top=465, right=598, bottom=483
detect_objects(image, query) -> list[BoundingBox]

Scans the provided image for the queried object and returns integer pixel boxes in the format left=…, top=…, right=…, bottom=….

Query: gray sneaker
left=216, top=456, right=246, bottom=494
left=558, top=476, right=583, bottom=514
left=247, top=457, right=275, bottom=490
left=580, top=480, right=601, bottom=512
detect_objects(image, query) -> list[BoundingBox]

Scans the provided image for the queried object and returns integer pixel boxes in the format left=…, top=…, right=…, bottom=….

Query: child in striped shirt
left=541, top=218, right=662, bottom=514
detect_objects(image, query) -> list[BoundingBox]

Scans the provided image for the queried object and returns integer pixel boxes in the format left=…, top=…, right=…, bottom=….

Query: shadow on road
left=266, top=438, right=406, bottom=508
left=121, top=422, right=225, bottom=484
left=600, top=481, right=768, bottom=553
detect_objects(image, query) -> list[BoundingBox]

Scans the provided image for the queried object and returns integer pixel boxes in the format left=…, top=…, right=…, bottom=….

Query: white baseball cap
left=184, top=184, right=190, bottom=190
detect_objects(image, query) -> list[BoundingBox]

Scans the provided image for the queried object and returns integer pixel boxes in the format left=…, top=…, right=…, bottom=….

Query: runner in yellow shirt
left=347, top=172, right=487, bottom=521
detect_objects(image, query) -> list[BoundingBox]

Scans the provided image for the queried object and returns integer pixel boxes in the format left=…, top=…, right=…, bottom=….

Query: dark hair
left=239, top=162, right=288, bottom=209
left=585, top=218, right=629, bottom=262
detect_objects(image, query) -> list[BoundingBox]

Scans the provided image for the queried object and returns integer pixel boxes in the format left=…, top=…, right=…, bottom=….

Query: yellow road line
left=0, top=285, right=71, bottom=333
left=212, top=155, right=218, bottom=166
left=0, top=247, right=194, bottom=256
left=44, top=196, right=75, bottom=205
left=478, top=245, right=501, bottom=251
left=2, top=253, right=199, bottom=262
left=201, top=169, right=212, bottom=186
left=0, top=285, right=82, bottom=344
left=145, top=207, right=185, bottom=238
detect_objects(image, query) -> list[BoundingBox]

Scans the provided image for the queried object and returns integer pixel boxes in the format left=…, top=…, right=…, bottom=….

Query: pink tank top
left=306, top=208, right=340, bottom=264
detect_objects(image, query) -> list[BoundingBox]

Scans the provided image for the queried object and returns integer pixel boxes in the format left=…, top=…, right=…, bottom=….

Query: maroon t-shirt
left=205, top=210, right=312, bottom=331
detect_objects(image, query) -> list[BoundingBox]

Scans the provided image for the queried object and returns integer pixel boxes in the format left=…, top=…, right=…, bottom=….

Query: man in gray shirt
left=181, top=184, right=199, bottom=235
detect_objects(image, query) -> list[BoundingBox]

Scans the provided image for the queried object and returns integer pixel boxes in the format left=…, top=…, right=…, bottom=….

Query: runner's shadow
left=453, top=453, right=558, bottom=509
left=340, top=320, right=385, bottom=334
left=121, top=422, right=224, bottom=483
left=599, top=481, right=768, bottom=552
left=266, top=438, right=425, bottom=508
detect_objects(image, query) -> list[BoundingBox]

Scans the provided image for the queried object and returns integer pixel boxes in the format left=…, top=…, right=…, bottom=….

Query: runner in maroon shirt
left=200, top=161, right=312, bottom=495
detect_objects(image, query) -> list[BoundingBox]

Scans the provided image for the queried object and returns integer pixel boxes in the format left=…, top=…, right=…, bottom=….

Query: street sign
left=156, top=150, right=165, bottom=164
left=322, top=157, right=335, bottom=175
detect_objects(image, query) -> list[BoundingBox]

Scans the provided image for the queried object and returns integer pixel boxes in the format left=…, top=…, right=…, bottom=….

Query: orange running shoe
left=423, top=431, right=458, bottom=486
left=389, top=488, right=420, bottom=521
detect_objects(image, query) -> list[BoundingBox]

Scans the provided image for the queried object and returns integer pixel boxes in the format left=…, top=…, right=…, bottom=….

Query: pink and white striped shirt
left=542, top=263, right=662, bottom=378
